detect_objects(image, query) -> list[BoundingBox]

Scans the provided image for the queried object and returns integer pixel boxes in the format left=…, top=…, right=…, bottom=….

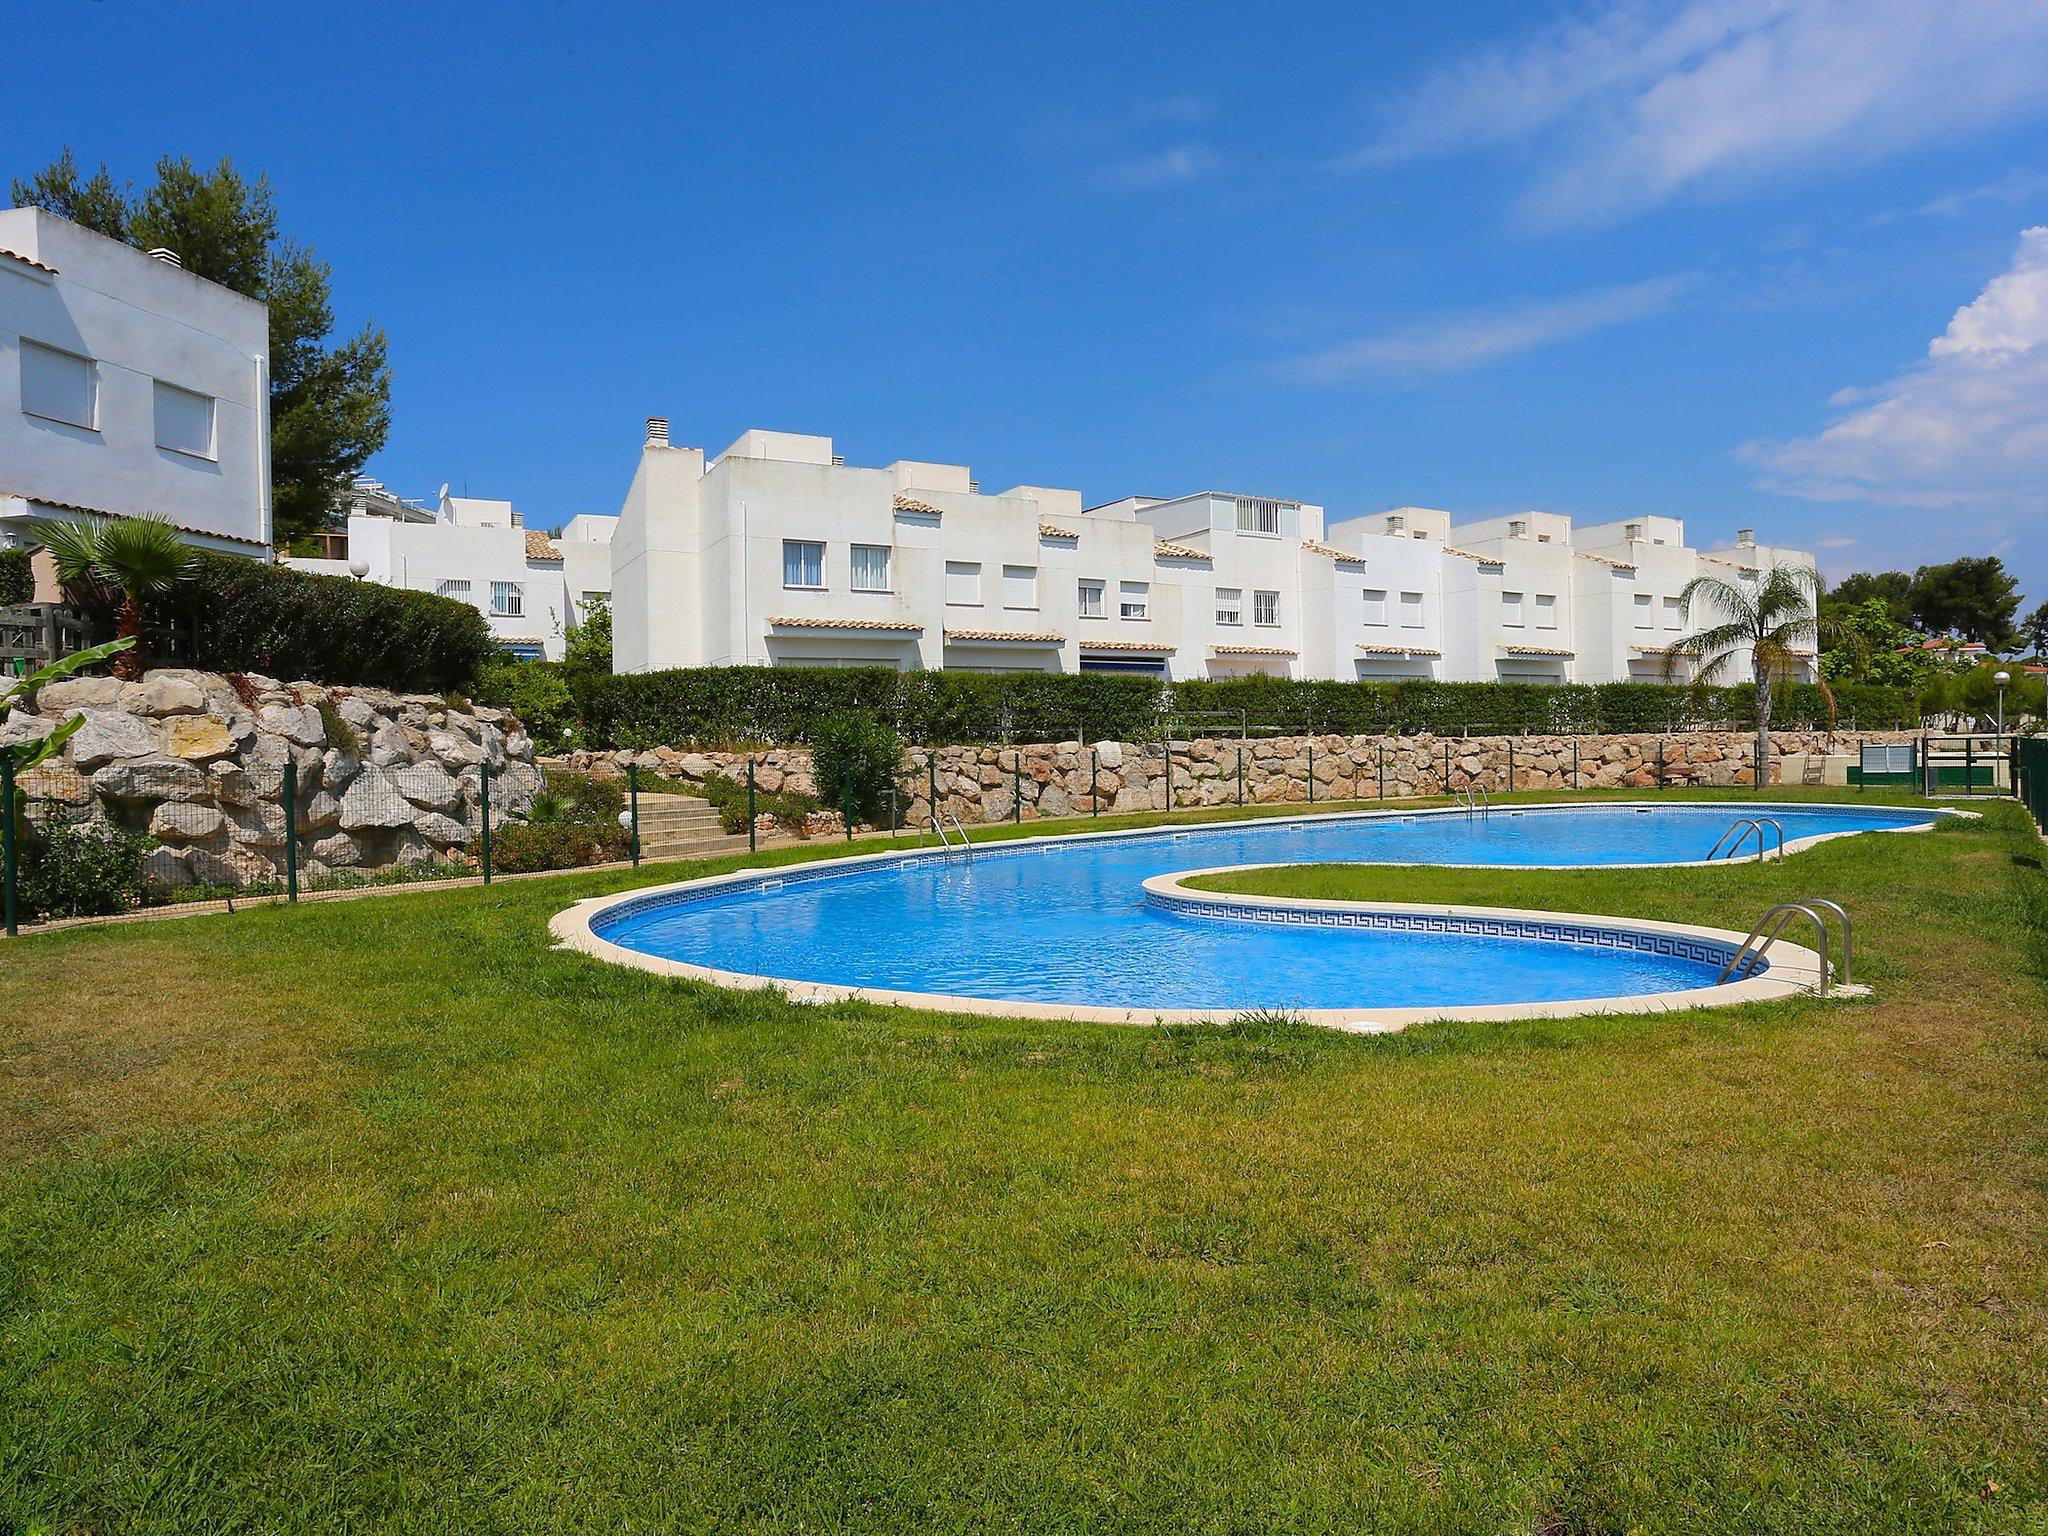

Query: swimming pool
left=556, top=801, right=1948, bottom=1029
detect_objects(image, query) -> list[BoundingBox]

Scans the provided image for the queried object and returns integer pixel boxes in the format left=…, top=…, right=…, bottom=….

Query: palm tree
left=33, top=516, right=198, bottom=681
left=1666, top=562, right=1826, bottom=787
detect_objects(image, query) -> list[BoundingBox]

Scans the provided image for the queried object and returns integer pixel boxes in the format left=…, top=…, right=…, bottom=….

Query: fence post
left=629, top=762, right=642, bottom=866
left=748, top=757, right=759, bottom=853
left=1307, top=741, right=1315, bottom=805
left=479, top=759, right=493, bottom=885
left=844, top=775, right=855, bottom=841
left=1507, top=739, right=1514, bottom=794
left=1238, top=745, right=1245, bottom=806
left=1091, top=749, right=1099, bottom=817
left=1965, top=736, right=1974, bottom=798
left=283, top=758, right=299, bottom=903
left=1, top=748, right=16, bottom=938
left=1012, top=752, right=1021, bottom=825
left=1657, top=738, right=1666, bottom=790
left=1572, top=737, right=1579, bottom=791
left=1165, top=735, right=1173, bottom=812
left=1377, top=738, right=1385, bottom=800
left=1443, top=738, right=1451, bottom=793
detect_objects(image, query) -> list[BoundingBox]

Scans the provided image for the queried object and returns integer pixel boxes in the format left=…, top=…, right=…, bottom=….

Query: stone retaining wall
left=559, top=729, right=1911, bottom=830
left=4, top=670, right=542, bottom=887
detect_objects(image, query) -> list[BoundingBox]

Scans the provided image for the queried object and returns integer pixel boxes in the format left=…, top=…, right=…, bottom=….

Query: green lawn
left=4, top=788, right=2047, bottom=1533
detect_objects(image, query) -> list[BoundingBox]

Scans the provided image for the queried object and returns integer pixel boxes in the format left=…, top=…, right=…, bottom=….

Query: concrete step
left=636, top=831, right=746, bottom=862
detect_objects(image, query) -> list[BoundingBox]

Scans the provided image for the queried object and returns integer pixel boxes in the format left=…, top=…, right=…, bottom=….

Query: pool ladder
left=1718, top=899, right=1852, bottom=996
left=1455, top=783, right=1493, bottom=818
left=1706, top=818, right=1785, bottom=862
left=931, top=810, right=974, bottom=860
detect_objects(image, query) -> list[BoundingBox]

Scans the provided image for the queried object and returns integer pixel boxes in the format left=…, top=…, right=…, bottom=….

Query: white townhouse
left=286, top=488, right=614, bottom=661
left=0, top=205, right=272, bottom=571
left=609, top=419, right=1819, bottom=686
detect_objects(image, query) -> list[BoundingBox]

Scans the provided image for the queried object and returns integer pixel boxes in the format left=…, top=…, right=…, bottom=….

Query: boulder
left=395, top=762, right=461, bottom=812
left=149, top=803, right=225, bottom=841
left=161, top=716, right=238, bottom=762
left=297, top=790, right=343, bottom=833
left=0, top=712, right=57, bottom=750
left=339, top=769, right=419, bottom=832
left=93, top=756, right=208, bottom=803
left=258, top=703, right=326, bottom=748
left=227, top=800, right=290, bottom=849
left=120, top=675, right=208, bottom=717
left=209, top=760, right=257, bottom=807
left=67, top=709, right=161, bottom=769
left=35, top=676, right=125, bottom=715
left=413, top=812, right=471, bottom=847
left=429, top=727, right=486, bottom=767
left=322, top=747, right=363, bottom=791
left=141, top=845, right=195, bottom=889
left=189, top=847, right=277, bottom=888
left=1094, top=740, right=1124, bottom=770
left=336, top=695, right=382, bottom=730
left=310, top=832, right=364, bottom=868
left=368, top=722, right=410, bottom=766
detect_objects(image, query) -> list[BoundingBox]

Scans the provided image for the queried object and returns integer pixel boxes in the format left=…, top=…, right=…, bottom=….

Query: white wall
left=0, top=207, right=270, bottom=554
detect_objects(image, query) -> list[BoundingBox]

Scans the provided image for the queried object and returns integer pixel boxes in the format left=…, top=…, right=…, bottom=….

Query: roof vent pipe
left=146, top=248, right=182, bottom=269
left=1736, top=527, right=1755, bottom=547
left=645, top=417, right=669, bottom=447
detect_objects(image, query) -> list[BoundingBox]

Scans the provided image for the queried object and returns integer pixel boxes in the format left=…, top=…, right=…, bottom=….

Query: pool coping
left=546, top=798, right=1927, bottom=1033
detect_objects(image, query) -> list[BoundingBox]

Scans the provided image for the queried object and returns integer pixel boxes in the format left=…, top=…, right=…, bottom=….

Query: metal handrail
left=1802, top=897, right=1852, bottom=986
left=1718, top=900, right=1842, bottom=996
left=944, top=811, right=974, bottom=860
left=1706, top=818, right=1784, bottom=862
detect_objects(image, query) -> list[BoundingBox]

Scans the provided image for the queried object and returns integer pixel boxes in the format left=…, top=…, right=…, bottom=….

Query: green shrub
left=158, top=552, right=496, bottom=691
left=810, top=709, right=903, bottom=823
left=490, top=770, right=628, bottom=873
left=0, top=547, right=33, bottom=606
left=22, top=821, right=153, bottom=918
left=474, top=660, right=580, bottom=747
left=701, top=770, right=819, bottom=836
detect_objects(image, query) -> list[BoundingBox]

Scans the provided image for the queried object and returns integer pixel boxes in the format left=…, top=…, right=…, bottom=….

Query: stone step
left=635, top=831, right=746, bottom=862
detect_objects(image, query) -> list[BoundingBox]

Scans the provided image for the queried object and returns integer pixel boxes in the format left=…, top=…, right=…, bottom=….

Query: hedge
left=163, top=553, right=498, bottom=692
left=575, top=666, right=1920, bottom=748
left=0, top=547, right=34, bottom=606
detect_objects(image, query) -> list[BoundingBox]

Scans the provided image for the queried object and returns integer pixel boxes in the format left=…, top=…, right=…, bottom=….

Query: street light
left=1994, top=670, right=2010, bottom=736
left=347, top=557, right=370, bottom=582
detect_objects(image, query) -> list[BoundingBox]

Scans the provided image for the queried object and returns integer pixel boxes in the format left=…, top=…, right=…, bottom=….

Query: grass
left=3, top=787, right=2047, bottom=1532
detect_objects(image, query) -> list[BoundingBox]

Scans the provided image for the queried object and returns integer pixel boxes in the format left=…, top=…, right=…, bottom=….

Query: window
left=1002, top=564, right=1038, bottom=609
left=1502, top=590, right=1525, bottom=627
left=436, top=579, right=471, bottom=601
left=945, top=560, right=981, bottom=605
left=1534, top=593, right=1557, bottom=630
left=490, top=581, right=523, bottom=617
left=782, top=540, right=825, bottom=589
left=1119, top=580, right=1149, bottom=620
left=1363, top=588, right=1389, bottom=626
left=851, top=544, right=891, bottom=592
left=1235, top=496, right=1283, bottom=535
left=1399, top=591, right=1424, bottom=629
left=1253, top=590, right=1280, bottom=626
left=582, top=590, right=610, bottom=608
left=1633, top=593, right=1654, bottom=629
left=1215, top=587, right=1242, bottom=625
left=1078, top=578, right=1105, bottom=618
left=20, top=341, right=96, bottom=429
left=1662, top=595, right=1684, bottom=631
left=153, top=380, right=215, bottom=458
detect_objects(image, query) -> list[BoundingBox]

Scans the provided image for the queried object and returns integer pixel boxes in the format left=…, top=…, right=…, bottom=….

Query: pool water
left=590, top=802, right=1940, bottom=1014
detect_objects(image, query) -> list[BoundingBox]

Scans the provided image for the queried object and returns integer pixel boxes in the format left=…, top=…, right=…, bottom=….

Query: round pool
left=556, top=801, right=1947, bottom=1028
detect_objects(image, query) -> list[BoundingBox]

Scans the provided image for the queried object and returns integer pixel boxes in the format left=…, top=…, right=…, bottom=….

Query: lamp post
left=1994, top=670, right=2010, bottom=736
left=347, top=557, right=370, bottom=582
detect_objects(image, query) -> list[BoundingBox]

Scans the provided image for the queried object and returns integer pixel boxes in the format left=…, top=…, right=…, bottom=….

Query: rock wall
left=558, top=729, right=1911, bottom=830
left=4, top=670, right=542, bottom=887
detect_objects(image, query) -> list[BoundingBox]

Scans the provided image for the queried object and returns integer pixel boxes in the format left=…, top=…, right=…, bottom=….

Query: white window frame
left=1633, top=593, right=1655, bottom=630
left=1399, top=591, right=1425, bottom=629
left=945, top=560, right=982, bottom=606
left=1662, top=595, right=1684, bottom=631
left=1077, top=578, right=1105, bottom=619
left=153, top=379, right=216, bottom=459
left=1502, top=590, right=1525, bottom=628
left=1002, top=563, right=1038, bottom=610
left=1235, top=496, right=1283, bottom=536
left=1534, top=593, right=1557, bottom=630
left=1362, top=588, right=1389, bottom=627
left=850, top=543, right=892, bottom=593
left=1214, top=586, right=1242, bottom=626
left=436, top=578, right=472, bottom=602
left=20, top=340, right=97, bottom=430
left=1253, top=589, right=1280, bottom=627
left=782, top=540, right=826, bottom=590
left=489, top=581, right=524, bottom=618
left=1119, top=580, right=1150, bottom=621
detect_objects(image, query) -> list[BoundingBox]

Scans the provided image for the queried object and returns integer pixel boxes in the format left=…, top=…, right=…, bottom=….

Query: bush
left=0, top=547, right=33, bottom=606
left=576, top=665, right=1920, bottom=748
left=158, top=552, right=496, bottom=692
left=489, top=770, right=629, bottom=873
left=701, top=770, right=819, bottom=837
left=21, top=821, right=153, bottom=918
left=810, top=710, right=903, bottom=823
left=474, top=660, right=579, bottom=747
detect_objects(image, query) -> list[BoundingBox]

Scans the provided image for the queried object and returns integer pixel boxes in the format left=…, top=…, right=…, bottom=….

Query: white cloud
left=1093, top=144, right=1221, bottom=191
left=1353, top=0, right=2048, bottom=227
left=1913, top=169, right=2048, bottom=220
left=1280, top=274, right=1693, bottom=381
left=1744, top=226, right=2048, bottom=511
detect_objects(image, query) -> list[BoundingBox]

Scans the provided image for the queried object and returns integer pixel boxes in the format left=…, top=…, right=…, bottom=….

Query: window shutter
left=21, top=342, right=95, bottom=428
left=154, top=381, right=215, bottom=456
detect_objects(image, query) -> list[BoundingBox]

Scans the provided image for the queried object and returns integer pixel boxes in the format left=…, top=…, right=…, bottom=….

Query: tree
left=10, top=151, right=391, bottom=548
left=1908, top=557, right=2021, bottom=649
left=1827, top=570, right=1915, bottom=626
left=34, top=516, right=198, bottom=680
left=1668, top=563, right=1826, bottom=784
left=2020, top=600, right=2048, bottom=659
left=1819, top=598, right=1932, bottom=689
left=561, top=594, right=613, bottom=677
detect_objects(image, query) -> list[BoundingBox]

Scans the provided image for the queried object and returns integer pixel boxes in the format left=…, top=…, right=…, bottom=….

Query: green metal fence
left=2017, top=737, right=2048, bottom=833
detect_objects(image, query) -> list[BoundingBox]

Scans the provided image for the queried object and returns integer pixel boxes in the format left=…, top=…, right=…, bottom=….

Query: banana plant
left=0, top=637, right=137, bottom=773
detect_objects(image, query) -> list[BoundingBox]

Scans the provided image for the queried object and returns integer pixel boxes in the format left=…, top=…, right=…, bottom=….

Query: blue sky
left=11, top=0, right=2048, bottom=600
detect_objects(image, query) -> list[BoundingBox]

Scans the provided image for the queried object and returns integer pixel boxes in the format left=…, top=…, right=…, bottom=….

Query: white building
left=0, top=205, right=272, bottom=566
left=286, top=488, right=614, bottom=661
left=610, top=420, right=1818, bottom=686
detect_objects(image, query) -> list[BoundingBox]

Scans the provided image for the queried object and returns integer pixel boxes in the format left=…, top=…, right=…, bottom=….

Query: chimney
left=146, top=247, right=182, bottom=269
left=645, top=416, right=669, bottom=447
left=1736, top=528, right=1756, bottom=547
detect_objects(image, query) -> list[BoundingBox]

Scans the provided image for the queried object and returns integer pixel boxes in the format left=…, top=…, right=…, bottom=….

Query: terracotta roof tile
left=1301, top=539, right=1366, bottom=564
left=1443, top=545, right=1500, bottom=565
left=945, top=628, right=1064, bottom=644
left=1038, top=521, right=1078, bottom=538
left=893, top=493, right=943, bottom=516
left=1077, top=637, right=1176, bottom=653
left=0, top=247, right=57, bottom=276
left=523, top=529, right=563, bottom=562
left=767, top=615, right=923, bottom=633
left=1211, top=645, right=1298, bottom=657
left=1574, top=551, right=1637, bottom=571
left=1356, top=642, right=1441, bottom=657
left=1152, top=539, right=1210, bottom=561
left=1, top=491, right=269, bottom=549
left=1500, top=643, right=1575, bottom=657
